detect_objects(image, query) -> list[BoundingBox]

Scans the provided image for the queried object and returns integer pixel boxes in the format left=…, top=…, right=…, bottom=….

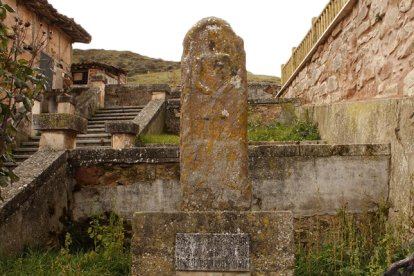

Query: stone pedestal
left=57, top=94, right=77, bottom=114
left=33, top=113, right=87, bottom=150
left=106, top=121, right=139, bottom=149
left=132, top=211, right=294, bottom=275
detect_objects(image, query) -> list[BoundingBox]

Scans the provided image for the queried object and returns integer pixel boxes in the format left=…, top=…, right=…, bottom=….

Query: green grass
left=0, top=249, right=130, bottom=276
left=135, top=121, right=319, bottom=145
left=248, top=121, right=320, bottom=142
left=0, top=212, right=130, bottom=275
left=295, top=206, right=414, bottom=275
left=137, top=134, right=180, bottom=145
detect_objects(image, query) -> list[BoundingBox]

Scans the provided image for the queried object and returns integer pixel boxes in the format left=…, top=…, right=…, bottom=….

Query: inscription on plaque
left=175, top=233, right=250, bottom=272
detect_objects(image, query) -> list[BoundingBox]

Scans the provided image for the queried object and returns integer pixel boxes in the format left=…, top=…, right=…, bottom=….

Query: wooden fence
left=281, top=0, right=352, bottom=86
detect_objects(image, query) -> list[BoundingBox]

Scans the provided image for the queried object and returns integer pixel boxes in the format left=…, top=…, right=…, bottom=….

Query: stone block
left=106, top=121, right=139, bottom=134
left=39, top=131, right=77, bottom=150
left=111, top=133, right=136, bottom=149
left=131, top=211, right=294, bottom=275
left=33, top=113, right=87, bottom=134
left=152, top=91, right=167, bottom=100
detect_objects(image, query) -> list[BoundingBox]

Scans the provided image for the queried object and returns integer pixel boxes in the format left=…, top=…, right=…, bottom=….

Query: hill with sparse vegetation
left=73, top=49, right=280, bottom=86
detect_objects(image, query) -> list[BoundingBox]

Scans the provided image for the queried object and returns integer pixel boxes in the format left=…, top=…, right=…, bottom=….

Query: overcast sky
left=48, top=0, right=329, bottom=77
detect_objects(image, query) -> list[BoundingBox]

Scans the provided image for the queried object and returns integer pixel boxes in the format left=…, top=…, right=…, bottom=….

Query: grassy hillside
left=73, top=49, right=180, bottom=75
left=73, top=49, right=280, bottom=85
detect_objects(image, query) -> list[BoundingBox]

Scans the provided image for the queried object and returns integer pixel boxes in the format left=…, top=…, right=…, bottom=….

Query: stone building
left=72, top=62, right=127, bottom=85
left=3, top=0, right=91, bottom=90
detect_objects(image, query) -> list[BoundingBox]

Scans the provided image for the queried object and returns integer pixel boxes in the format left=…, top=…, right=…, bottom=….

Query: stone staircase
left=76, top=105, right=143, bottom=148
left=5, top=105, right=143, bottom=169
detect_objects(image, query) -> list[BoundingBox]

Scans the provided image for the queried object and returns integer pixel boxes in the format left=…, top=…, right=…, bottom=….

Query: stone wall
left=0, top=151, right=71, bottom=256
left=282, top=0, right=414, bottom=104
left=297, top=96, right=414, bottom=220
left=165, top=98, right=297, bottom=135
left=69, top=144, right=389, bottom=221
left=105, top=84, right=170, bottom=107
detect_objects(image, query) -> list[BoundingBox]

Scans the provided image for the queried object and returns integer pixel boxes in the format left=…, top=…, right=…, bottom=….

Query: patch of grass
left=136, top=134, right=180, bottom=145
left=0, top=212, right=130, bottom=275
left=295, top=205, right=414, bottom=275
left=247, top=72, right=281, bottom=84
left=128, top=69, right=181, bottom=86
left=248, top=120, right=320, bottom=142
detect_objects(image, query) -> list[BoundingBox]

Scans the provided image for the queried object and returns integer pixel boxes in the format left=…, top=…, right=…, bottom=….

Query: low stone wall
left=297, top=96, right=414, bottom=221
left=69, top=143, right=389, bottom=222
left=248, top=98, right=299, bottom=127
left=133, top=99, right=166, bottom=135
left=0, top=150, right=71, bottom=256
left=165, top=98, right=298, bottom=135
left=248, top=82, right=281, bottom=100
left=281, top=0, right=414, bottom=104
left=165, top=99, right=180, bottom=134
left=105, top=84, right=170, bottom=107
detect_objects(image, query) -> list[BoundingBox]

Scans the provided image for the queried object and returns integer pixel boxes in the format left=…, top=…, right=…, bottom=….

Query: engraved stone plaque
left=175, top=233, right=250, bottom=272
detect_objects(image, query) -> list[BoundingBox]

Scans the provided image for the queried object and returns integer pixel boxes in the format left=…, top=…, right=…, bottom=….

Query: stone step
left=13, top=148, right=38, bottom=153
left=98, top=106, right=144, bottom=111
left=89, top=116, right=136, bottom=121
left=4, top=162, right=19, bottom=169
left=77, top=139, right=111, bottom=145
left=86, top=128, right=106, bottom=133
left=94, top=111, right=140, bottom=116
left=77, top=133, right=111, bottom=139
left=76, top=145, right=112, bottom=149
left=13, top=154, right=32, bottom=160
left=30, top=136, right=41, bottom=140
left=21, top=141, right=40, bottom=147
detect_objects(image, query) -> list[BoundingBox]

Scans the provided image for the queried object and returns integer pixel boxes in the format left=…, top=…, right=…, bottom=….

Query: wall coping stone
left=33, top=113, right=87, bottom=134
left=0, top=150, right=67, bottom=222
left=68, top=143, right=390, bottom=167
left=69, top=147, right=180, bottom=166
left=132, top=99, right=165, bottom=134
left=248, top=98, right=299, bottom=105
left=106, top=121, right=139, bottom=134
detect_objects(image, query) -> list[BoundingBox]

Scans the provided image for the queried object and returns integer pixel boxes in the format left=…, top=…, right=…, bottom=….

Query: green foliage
left=136, top=134, right=180, bottom=145
left=248, top=120, right=320, bottom=142
left=295, top=205, right=414, bottom=275
left=0, top=1, right=48, bottom=193
left=0, top=212, right=130, bottom=275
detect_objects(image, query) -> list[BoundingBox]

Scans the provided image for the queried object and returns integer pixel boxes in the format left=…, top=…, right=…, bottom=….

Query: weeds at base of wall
left=0, top=212, right=130, bottom=275
left=295, top=204, right=414, bottom=275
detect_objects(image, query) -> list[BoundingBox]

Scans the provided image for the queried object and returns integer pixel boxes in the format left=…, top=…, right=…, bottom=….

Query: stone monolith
left=180, top=17, right=251, bottom=211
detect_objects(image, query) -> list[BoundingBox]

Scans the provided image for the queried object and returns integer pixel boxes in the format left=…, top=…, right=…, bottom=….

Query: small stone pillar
left=57, top=94, right=77, bottom=114
left=32, top=95, right=43, bottom=115
left=106, top=121, right=139, bottom=149
left=33, top=113, right=87, bottom=150
left=90, top=75, right=106, bottom=108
